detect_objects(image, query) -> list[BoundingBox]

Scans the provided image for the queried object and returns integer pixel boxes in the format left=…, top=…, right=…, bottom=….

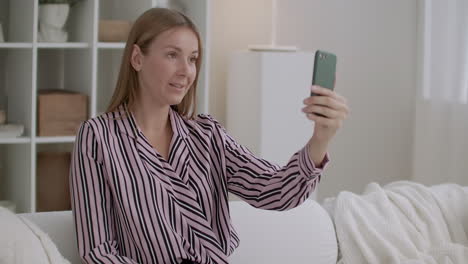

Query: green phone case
left=311, top=50, right=337, bottom=96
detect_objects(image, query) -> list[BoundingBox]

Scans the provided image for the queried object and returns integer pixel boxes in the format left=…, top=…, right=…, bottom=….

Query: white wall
left=209, top=0, right=272, bottom=124
left=210, top=0, right=418, bottom=200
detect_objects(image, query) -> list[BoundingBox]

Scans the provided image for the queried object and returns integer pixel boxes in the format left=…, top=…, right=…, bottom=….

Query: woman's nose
left=177, top=59, right=191, bottom=75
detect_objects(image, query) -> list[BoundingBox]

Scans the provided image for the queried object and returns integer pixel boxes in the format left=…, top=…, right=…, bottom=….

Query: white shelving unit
left=0, top=0, right=211, bottom=213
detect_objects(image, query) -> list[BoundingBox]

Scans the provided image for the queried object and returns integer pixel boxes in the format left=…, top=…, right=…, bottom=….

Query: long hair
left=106, top=8, right=203, bottom=119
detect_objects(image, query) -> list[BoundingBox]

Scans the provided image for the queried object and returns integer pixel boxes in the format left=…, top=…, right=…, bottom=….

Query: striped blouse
left=70, top=104, right=328, bottom=264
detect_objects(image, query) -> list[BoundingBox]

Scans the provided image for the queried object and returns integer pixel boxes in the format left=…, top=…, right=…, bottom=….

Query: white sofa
left=18, top=199, right=338, bottom=264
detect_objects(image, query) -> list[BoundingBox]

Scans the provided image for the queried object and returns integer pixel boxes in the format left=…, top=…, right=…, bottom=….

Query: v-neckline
left=156, top=128, right=176, bottom=164
left=129, top=107, right=178, bottom=165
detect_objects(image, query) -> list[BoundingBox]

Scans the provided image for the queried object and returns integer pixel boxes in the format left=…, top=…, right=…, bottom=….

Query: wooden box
left=36, top=151, right=71, bottom=212
left=38, top=90, right=88, bottom=137
left=99, top=20, right=132, bottom=42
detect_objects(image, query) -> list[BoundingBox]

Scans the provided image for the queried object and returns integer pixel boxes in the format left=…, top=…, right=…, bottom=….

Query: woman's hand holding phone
left=302, top=85, right=349, bottom=143
left=304, top=50, right=349, bottom=143
left=300, top=50, right=349, bottom=165
left=301, top=84, right=349, bottom=166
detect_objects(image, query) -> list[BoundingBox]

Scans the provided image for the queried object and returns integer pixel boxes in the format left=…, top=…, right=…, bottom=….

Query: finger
left=302, top=105, right=341, bottom=119
left=334, top=95, right=350, bottom=116
left=304, top=90, right=349, bottom=114
left=307, top=113, right=343, bottom=129
left=306, top=112, right=336, bottom=126
left=310, top=86, right=345, bottom=104
left=306, top=96, right=345, bottom=112
left=334, top=93, right=347, bottom=104
left=307, top=100, right=349, bottom=120
left=311, top=85, right=337, bottom=98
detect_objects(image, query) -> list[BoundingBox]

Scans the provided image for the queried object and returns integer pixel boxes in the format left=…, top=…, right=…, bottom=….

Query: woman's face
left=132, top=26, right=199, bottom=108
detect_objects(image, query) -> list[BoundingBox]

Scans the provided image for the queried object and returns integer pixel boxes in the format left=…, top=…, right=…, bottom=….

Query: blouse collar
left=113, top=104, right=189, bottom=140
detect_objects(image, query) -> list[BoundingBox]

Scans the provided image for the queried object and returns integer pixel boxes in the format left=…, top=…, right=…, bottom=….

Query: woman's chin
left=163, top=89, right=188, bottom=106
left=168, top=97, right=184, bottom=106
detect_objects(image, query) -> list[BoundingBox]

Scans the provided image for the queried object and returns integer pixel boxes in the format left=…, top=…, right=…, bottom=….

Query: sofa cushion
left=19, top=200, right=337, bottom=264
left=228, top=199, right=338, bottom=264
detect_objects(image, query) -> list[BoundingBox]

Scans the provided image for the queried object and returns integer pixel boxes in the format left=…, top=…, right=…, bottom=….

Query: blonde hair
left=106, top=8, right=203, bottom=119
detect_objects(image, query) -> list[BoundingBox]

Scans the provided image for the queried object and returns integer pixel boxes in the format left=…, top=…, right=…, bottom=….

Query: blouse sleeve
left=209, top=115, right=330, bottom=211
left=70, top=122, right=139, bottom=264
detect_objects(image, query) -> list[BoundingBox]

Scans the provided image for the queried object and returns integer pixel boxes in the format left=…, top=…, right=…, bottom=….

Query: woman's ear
left=131, top=44, right=143, bottom=71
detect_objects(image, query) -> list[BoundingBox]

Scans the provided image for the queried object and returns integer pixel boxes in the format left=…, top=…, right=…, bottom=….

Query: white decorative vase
left=38, top=4, right=70, bottom=42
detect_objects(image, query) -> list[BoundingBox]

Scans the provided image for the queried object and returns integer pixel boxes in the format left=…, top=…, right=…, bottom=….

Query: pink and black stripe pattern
left=70, top=104, right=328, bottom=264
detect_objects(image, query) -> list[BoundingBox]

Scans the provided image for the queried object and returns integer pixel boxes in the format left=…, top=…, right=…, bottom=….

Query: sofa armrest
left=19, top=211, right=81, bottom=264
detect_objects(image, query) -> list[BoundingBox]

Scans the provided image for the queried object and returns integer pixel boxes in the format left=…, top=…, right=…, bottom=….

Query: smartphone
left=311, top=50, right=337, bottom=96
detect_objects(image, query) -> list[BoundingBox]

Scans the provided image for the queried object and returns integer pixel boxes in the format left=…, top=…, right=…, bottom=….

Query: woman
left=70, top=7, right=349, bottom=264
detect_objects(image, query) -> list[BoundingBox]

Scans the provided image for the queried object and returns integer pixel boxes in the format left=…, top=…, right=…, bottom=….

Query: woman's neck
left=130, top=101, right=171, bottom=135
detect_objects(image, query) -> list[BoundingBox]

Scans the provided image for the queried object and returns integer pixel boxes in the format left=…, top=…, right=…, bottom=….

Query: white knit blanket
left=331, top=181, right=468, bottom=264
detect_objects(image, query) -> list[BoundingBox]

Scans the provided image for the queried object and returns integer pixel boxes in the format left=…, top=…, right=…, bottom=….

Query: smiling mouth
left=170, top=83, right=186, bottom=89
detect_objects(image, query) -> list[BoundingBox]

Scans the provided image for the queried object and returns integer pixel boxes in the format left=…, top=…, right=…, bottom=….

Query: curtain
left=412, top=0, right=468, bottom=185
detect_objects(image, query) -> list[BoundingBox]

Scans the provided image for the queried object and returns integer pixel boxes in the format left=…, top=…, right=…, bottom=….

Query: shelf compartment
left=0, top=144, right=32, bottom=213
left=97, top=0, right=151, bottom=43
left=37, top=49, right=92, bottom=94
left=0, top=49, right=33, bottom=137
left=99, top=0, right=152, bottom=21
left=37, top=48, right=92, bottom=103
left=35, top=143, right=74, bottom=212
left=37, top=49, right=91, bottom=137
left=36, top=142, right=74, bottom=152
left=96, top=49, right=123, bottom=115
left=0, top=0, right=34, bottom=42
left=36, top=1, right=94, bottom=43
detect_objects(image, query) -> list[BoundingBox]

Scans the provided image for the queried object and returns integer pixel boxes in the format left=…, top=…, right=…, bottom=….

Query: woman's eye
left=190, top=57, right=198, bottom=63
left=168, top=52, right=177, bottom=58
